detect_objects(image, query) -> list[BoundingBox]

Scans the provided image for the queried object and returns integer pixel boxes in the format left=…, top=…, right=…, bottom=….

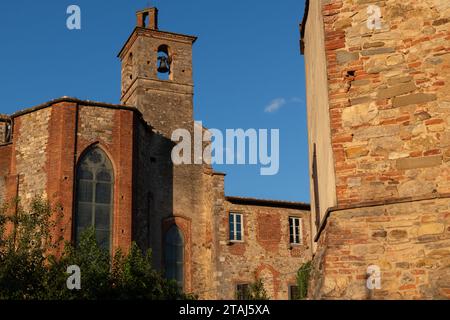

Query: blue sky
left=0, top=0, right=310, bottom=203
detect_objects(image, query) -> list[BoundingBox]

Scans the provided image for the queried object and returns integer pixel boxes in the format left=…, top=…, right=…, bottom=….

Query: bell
left=157, top=56, right=170, bottom=73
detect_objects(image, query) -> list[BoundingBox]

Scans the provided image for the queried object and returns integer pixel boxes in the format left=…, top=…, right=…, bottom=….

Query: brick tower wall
left=302, top=0, right=450, bottom=299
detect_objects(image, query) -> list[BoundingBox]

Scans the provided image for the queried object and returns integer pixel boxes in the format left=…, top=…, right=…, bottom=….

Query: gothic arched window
left=164, top=225, right=184, bottom=289
left=75, top=147, right=114, bottom=251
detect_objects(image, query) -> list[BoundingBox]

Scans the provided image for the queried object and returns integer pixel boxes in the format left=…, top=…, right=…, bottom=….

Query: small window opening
left=289, top=285, right=300, bottom=300
left=143, top=13, right=149, bottom=28
left=236, top=284, right=250, bottom=300
left=126, top=52, right=133, bottom=81
left=5, top=122, right=12, bottom=143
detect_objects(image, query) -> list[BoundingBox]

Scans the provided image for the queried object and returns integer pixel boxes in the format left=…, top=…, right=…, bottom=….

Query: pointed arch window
left=164, top=225, right=184, bottom=290
left=75, top=147, right=114, bottom=251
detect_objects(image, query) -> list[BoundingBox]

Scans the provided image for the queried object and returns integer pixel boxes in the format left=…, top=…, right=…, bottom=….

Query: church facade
left=0, top=8, right=311, bottom=300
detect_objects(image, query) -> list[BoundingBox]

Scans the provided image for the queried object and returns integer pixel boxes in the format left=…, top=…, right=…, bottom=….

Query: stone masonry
left=301, top=0, right=450, bottom=299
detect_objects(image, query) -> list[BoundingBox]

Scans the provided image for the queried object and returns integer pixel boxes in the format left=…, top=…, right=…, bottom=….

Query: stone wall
left=0, top=121, right=7, bottom=145
left=77, top=104, right=135, bottom=253
left=14, top=108, right=51, bottom=206
left=309, top=198, right=450, bottom=299
left=0, top=100, right=142, bottom=255
left=302, top=0, right=450, bottom=299
left=0, top=144, right=11, bottom=205
left=214, top=199, right=312, bottom=300
left=320, top=0, right=450, bottom=207
left=119, top=16, right=216, bottom=298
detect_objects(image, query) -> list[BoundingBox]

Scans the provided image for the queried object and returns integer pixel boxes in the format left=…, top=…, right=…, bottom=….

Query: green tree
left=0, top=197, right=61, bottom=299
left=0, top=197, right=193, bottom=300
left=295, top=261, right=312, bottom=300
left=247, top=278, right=270, bottom=300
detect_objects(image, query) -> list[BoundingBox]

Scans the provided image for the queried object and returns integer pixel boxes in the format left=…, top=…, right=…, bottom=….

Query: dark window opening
left=289, top=285, right=299, bottom=300
left=236, top=283, right=250, bottom=300
left=164, top=225, right=184, bottom=290
left=75, top=147, right=114, bottom=252
left=4, top=122, right=12, bottom=143
left=126, top=52, right=133, bottom=81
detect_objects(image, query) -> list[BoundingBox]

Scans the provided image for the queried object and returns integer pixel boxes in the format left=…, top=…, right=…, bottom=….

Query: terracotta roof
left=0, top=114, right=10, bottom=121
left=225, top=196, right=310, bottom=210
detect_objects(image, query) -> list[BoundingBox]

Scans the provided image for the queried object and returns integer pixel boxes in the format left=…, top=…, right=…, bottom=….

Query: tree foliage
left=0, top=197, right=193, bottom=300
left=296, top=261, right=312, bottom=300
left=247, top=278, right=270, bottom=300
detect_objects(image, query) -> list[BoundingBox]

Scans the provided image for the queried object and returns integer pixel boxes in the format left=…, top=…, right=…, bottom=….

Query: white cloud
left=264, top=98, right=286, bottom=113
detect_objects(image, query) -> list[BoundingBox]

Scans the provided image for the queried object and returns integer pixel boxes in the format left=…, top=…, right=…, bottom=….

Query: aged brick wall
left=14, top=108, right=51, bottom=205
left=321, top=0, right=450, bottom=206
left=77, top=104, right=136, bottom=252
left=119, top=10, right=215, bottom=298
left=302, top=0, right=450, bottom=299
left=214, top=199, right=312, bottom=300
left=0, top=117, right=11, bottom=205
left=201, top=170, right=226, bottom=299
left=0, top=144, right=11, bottom=205
left=3, top=99, right=143, bottom=255
left=0, top=120, right=7, bottom=145
left=132, top=117, right=154, bottom=251
left=309, top=198, right=450, bottom=299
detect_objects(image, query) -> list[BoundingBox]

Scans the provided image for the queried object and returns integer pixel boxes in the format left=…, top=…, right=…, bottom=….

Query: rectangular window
left=236, top=283, right=250, bottom=300
left=289, top=217, right=302, bottom=245
left=289, top=285, right=299, bottom=300
left=4, top=122, right=12, bottom=143
left=229, top=213, right=243, bottom=242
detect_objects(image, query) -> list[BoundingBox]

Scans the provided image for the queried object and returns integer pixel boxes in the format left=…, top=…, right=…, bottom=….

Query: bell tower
left=118, top=7, right=197, bottom=137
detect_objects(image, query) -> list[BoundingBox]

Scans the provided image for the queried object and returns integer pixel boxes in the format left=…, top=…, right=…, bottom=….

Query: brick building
left=301, top=0, right=450, bottom=299
left=0, top=8, right=311, bottom=300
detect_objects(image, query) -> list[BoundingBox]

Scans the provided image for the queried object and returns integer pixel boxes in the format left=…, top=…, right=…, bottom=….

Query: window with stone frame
left=289, top=217, right=302, bottom=245
left=229, top=212, right=243, bottom=242
left=75, top=147, right=114, bottom=252
left=164, top=225, right=184, bottom=290
left=289, top=285, right=300, bottom=300
left=236, top=283, right=250, bottom=300
left=4, top=122, right=12, bottom=143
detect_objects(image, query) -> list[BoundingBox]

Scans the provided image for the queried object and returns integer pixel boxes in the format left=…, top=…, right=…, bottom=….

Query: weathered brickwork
left=302, top=0, right=450, bottom=299
left=15, top=108, right=51, bottom=205
left=78, top=106, right=115, bottom=145
left=0, top=118, right=8, bottom=145
left=212, top=197, right=312, bottom=300
left=0, top=144, right=10, bottom=205
left=119, top=8, right=218, bottom=298
left=322, top=0, right=450, bottom=206
left=309, top=198, right=450, bottom=299
left=2, top=100, right=142, bottom=254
